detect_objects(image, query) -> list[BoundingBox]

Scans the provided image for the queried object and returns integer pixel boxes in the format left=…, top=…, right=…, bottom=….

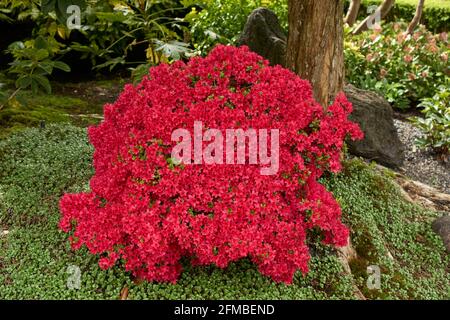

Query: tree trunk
left=345, top=0, right=361, bottom=27
left=286, top=0, right=344, bottom=107
left=353, top=0, right=395, bottom=35
left=406, top=0, right=425, bottom=34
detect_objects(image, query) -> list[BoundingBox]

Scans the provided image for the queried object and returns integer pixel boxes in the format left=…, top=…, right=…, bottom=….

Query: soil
left=393, top=115, right=450, bottom=194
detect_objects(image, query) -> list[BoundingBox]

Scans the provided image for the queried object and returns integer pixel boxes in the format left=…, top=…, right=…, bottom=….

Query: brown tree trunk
left=353, top=0, right=395, bottom=35
left=345, top=0, right=361, bottom=27
left=286, top=0, right=344, bottom=107
left=406, top=0, right=425, bottom=34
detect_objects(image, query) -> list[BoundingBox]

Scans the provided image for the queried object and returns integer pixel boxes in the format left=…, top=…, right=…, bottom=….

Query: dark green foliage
left=411, top=83, right=450, bottom=155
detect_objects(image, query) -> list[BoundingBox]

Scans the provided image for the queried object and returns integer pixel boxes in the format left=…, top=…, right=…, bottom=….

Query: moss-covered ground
left=0, top=78, right=125, bottom=138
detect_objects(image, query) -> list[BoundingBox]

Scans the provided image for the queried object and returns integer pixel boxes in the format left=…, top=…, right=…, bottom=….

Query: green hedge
left=348, top=0, right=450, bottom=33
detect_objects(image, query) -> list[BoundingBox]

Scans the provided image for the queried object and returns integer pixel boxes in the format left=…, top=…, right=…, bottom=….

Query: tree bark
left=406, top=0, right=425, bottom=34
left=352, top=0, right=395, bottom=35
left=345, top=0, right=361, bottom=27
left=286, top=0, right=344, bottom=107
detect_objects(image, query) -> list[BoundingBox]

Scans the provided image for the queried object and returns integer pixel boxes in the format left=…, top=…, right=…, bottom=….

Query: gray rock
left=432, top=215, right=450, bottom=253
left=237, top=8, right=286, bottom=66
left=344, top=84, right=404, bottom=168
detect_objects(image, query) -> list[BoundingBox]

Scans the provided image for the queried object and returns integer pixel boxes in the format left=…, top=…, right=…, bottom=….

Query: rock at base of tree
left=344, top=84, right=404, bottom=168
left=237, top=7, right=286, bottom=67
left=432, top=216, right=450, bottom=253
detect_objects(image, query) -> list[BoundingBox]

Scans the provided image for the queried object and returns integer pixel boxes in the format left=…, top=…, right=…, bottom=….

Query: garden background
left=0, top=0, right=449, bottom=299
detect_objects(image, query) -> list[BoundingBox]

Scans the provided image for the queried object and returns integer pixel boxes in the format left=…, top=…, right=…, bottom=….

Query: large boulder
left=432, top=215, right=450, bottom=253
left=344, top=84, right=404, bottom=168
left=238, top=8, right=404, bottom=168
left=237, top=7, right=286, bottom=66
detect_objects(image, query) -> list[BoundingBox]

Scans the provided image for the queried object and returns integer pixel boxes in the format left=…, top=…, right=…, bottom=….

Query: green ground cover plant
left=0, top=124, right=447, bottom=299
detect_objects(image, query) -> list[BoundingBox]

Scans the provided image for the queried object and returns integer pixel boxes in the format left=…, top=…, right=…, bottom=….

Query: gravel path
left=394, top=119, right=450, bottom=194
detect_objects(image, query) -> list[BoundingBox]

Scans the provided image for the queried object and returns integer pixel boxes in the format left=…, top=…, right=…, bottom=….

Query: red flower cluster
left=59, top=45, right=363, bottom=284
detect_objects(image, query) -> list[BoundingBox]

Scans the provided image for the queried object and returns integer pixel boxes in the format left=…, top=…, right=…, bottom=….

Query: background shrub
left=0, top=0, right=191, bottom=74
left=345, top=22, right=449, bottom=109
left=411, top=83, right=450, bottom=156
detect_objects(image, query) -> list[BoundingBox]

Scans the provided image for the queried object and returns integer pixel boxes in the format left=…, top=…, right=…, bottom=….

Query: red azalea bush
left=59, top=45, right=363, bottom=284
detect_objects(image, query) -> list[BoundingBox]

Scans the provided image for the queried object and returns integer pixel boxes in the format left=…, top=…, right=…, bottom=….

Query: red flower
left=59, top=45, right=363, bottom=284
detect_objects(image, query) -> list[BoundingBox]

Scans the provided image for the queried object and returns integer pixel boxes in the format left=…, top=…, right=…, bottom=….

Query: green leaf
left=92, top=56, right=125, bottom=71
left=34, top=36, right=48, bottom=50
left=35, top=49, right=50, bottom=61
left=41, top=0, right=57, bottom=15
left=154, top=40, right=191, bottom=60
left=130, top=63, right=152, bottom=84
left=181, top=0, right=206, bottom=7
left=0, top=12, right=13, bottom=23
left=15, top=75, right=32, bottom=89
left=95, top=12, right=128, bottom=23
left=37, top=61, right=54, bottom=74
left=7, top=41, right=25, bottom=51
left=15, top=94, right=27, bottom=106
left=53, top=61, right=71, bottom=72
left=30, top=79, right=39, bottom=94
left=31, top=74, right=51, bottom=94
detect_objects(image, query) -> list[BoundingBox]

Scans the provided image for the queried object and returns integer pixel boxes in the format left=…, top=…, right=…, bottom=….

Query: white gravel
left=394, top=119, right=450, bottom=194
